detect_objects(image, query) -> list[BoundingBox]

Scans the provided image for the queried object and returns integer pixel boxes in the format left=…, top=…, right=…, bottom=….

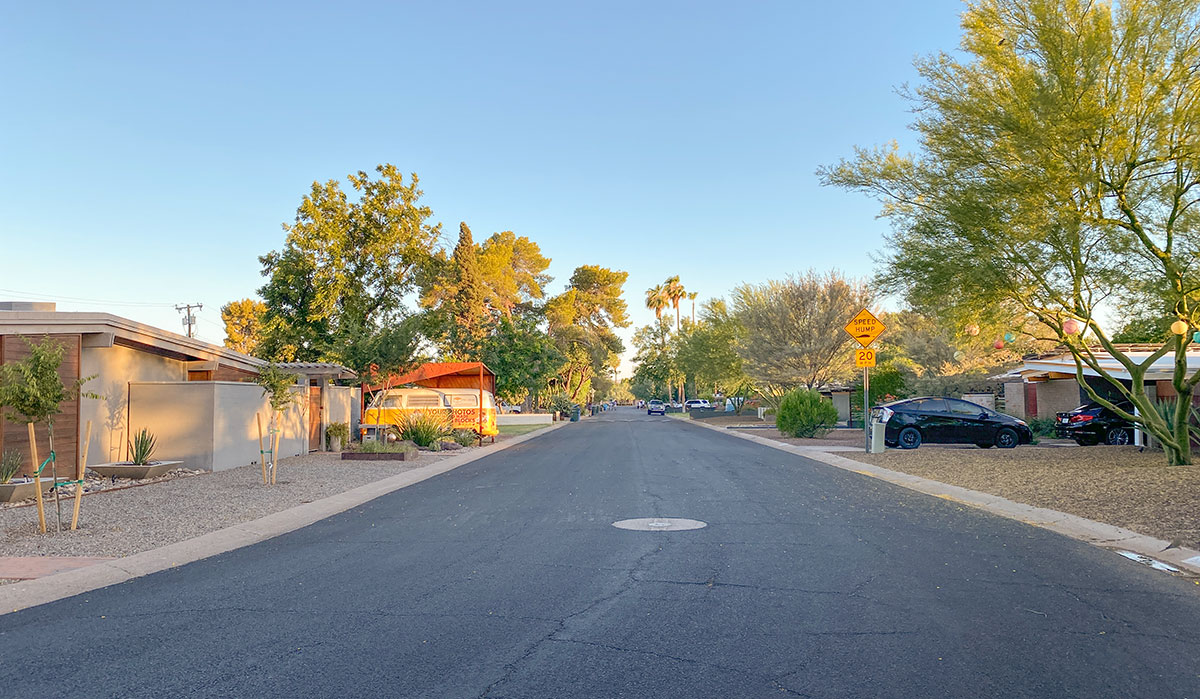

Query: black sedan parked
left=1055, top=401, right=1135, bottom=446
left=872, top=397, right=1033, bottom=449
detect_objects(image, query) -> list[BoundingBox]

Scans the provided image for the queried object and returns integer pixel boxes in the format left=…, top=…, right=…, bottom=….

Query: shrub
left=451, top=429, right=477, bottom=446
left=548, top=393, right=572, bottom=415
left=1, top=450, right=21, bottom=484
left=397, top=409, right=453, bottom=448
left=1027, top=417, right=1057, bottom=438
left=776, top=389, right=839, bottom=438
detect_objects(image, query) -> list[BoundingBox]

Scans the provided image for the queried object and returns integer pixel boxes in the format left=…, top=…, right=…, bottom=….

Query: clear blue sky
left=0, top=0, right=964, bottom=366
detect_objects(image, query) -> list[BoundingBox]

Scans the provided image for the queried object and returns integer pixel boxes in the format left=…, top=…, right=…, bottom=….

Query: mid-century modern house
left=0, top=302, right=357, bottom=477
left=998, top=344, right=1200, bottom=445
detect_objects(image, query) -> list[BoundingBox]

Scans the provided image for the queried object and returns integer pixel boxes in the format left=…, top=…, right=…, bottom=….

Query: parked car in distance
left=872, top=397, right=1033, bottom=449
left=647, top=400, right=666, bottom=416
left=1055, top=401, right=1135, bottom=445
left=684, top=399, right=711, bottom=410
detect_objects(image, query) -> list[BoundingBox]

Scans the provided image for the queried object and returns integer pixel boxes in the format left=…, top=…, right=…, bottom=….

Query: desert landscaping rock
left=847, top=445, right=1200, bottom=549
left=0, top=449, right=463, bottom=558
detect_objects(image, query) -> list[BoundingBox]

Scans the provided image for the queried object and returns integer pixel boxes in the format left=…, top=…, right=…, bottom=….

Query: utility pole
left=176, top=302, right=203, bottom=339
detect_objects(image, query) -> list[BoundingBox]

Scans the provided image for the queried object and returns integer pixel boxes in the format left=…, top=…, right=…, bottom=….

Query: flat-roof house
left=0, top=302, right=357, bottom=476
left=999, top=345, right=1200, bottom=440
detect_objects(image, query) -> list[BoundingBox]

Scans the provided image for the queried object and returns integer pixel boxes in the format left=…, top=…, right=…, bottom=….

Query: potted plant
left=88, top=428, right=183, bottom=480
left=0, top=449, right=53, bottom=504
left=326, top=421, right=350, bottom=452
left=0, top=336, right=96, bottom=532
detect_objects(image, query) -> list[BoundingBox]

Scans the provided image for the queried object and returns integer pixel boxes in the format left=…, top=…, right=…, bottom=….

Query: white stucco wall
left=81, top=344, right=186, bottom=465
left=325, top=386, right=357, bottom=436
left=128, top=382, right=307, bottom=471
left=498, top=413, right=553, bottom=425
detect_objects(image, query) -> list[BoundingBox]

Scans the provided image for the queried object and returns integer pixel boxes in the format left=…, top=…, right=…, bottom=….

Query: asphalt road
left=3, top=408, right=1200, bottom=698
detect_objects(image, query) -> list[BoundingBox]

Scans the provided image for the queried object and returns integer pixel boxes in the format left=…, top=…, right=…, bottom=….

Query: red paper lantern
left=993, top=339, right=1005, bottom=349
left=1062, top=319, right=1081, bottom=335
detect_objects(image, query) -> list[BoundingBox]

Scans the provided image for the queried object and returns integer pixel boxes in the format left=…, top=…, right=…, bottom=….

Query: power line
left=0, top=287, right=178, bottom=308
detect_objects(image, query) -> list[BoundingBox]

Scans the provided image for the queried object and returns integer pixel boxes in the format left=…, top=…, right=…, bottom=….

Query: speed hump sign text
left=844, top=308, right=885, bottom=347
left=855, top=348, right=876, bottom=368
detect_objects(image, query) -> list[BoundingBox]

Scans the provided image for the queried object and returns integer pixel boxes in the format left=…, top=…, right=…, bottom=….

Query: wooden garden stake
left=271, top=413, right=280, bottom=485
left=256, top=412, right=268, bottom=485
left=71, top=421, right=91, bottom=531
left=28, top=423, right=46, bottom=534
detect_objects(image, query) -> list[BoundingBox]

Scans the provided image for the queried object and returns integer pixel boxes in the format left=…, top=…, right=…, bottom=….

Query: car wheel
left=995, top=427, right=1018, bottom=449
left=1074, top=435, right=1100, bottom=446
left=898, top=427, right=922, bottom=449
left=1106, top=427, right=1131, bottom=446
left=976, top=443, right=994, bottom=449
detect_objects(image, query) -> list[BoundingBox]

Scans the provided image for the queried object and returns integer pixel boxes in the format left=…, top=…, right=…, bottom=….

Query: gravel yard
left=0, top=448, right=466, bottom=558
left=845, top=445, right=1200, bottom=549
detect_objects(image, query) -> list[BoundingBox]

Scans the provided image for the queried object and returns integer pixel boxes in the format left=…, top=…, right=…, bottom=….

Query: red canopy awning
left=362, top=362, right=496, bottom=395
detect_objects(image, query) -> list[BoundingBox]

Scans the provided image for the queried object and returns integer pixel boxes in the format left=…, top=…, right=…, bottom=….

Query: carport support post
left=863, top=366, right=870, bottom=452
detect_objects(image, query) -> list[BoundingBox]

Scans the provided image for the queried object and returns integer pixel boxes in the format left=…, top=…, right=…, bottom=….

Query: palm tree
left=687, top=291, right=698, bottom=324
left=645, top=284, right=669, bottom=319
left=664, top=275, right=686, bottom=330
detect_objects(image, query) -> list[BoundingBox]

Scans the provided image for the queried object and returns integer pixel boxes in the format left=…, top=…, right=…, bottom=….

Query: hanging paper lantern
left=1171, top=320, right=1189, bottom=335
left=993, top=339, right=1005, bottom=349
left=966, top=324, right=980, bottom=337
left=1062, top=319, right=1081, bottom=335
left=1192, top=331, right=1200, bottom=344
left=1004, top=332, right=1015, bottom=343
left=953, top=350, right=966, bottom=361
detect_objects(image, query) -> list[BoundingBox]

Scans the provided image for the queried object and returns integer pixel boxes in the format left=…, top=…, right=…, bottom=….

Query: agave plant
left=127, top=428, right=158, bottom=466
left=1150, top=398, right=1200, bottom=441
left=0, top=449, right=21, bottom=484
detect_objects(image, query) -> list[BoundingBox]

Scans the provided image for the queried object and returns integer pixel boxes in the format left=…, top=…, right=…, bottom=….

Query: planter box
left=0, top=478, right=56, bottom=504
left=341, top=450, right=417, bottom=462
left=88, top=461, right=184, bottom=480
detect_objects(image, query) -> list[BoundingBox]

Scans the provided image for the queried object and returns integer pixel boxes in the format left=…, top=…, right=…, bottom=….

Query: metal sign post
left=845, top=310, right=885, bottom=452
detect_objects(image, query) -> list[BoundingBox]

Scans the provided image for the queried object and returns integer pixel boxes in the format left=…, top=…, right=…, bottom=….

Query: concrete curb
left=683, top=418, right=1200, bottom=577
left=0, top=422, right=569, bottom=615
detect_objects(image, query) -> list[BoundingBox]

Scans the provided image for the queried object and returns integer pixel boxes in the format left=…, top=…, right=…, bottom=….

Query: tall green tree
left=257, top=164, right=440, bottom=361
left=477, top=231, right=552, bottom=318
left=731, top=270, right=870, bottom=403
left=441, top=223, right=489, bottom=359
left=822, top=0, right=1200, bottom=464
left=675, top=299, right=748, bottom=397
left=479, top=315, right=564, bottom=406
left=631, top=317, right=677, bottom=402
left=220, top=299, right=267, bottom=356
left=545, top=266, right=630, bottom=402
left=645, top=284, right=669, bottom=320
left=664, top=275, right=686, bottom=331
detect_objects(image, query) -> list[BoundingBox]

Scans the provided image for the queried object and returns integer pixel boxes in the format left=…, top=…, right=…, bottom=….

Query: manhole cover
left=612, top=518, right=707, bottom=532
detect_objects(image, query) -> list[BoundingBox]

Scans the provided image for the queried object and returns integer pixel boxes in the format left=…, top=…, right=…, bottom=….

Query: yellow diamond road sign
left=844, top=308, right=885, bottom=348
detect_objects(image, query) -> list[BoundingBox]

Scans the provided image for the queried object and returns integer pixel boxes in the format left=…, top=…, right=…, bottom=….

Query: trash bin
left=868, top=412, right=887, bottom=453
left=571, top=406, right=581, bottom=422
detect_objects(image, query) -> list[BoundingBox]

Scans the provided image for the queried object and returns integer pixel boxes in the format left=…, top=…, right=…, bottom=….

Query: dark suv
left=1055, top=401, right=1135, bottom=446
left=873, top=397, right=1033, bottom=449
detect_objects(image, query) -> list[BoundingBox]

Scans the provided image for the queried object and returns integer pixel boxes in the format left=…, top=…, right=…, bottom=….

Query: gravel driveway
left=0, top=449, right=463, bottom=558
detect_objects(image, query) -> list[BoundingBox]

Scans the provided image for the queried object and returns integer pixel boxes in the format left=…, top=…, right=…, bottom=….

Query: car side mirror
left=980, top=412, right=989, bottom=420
